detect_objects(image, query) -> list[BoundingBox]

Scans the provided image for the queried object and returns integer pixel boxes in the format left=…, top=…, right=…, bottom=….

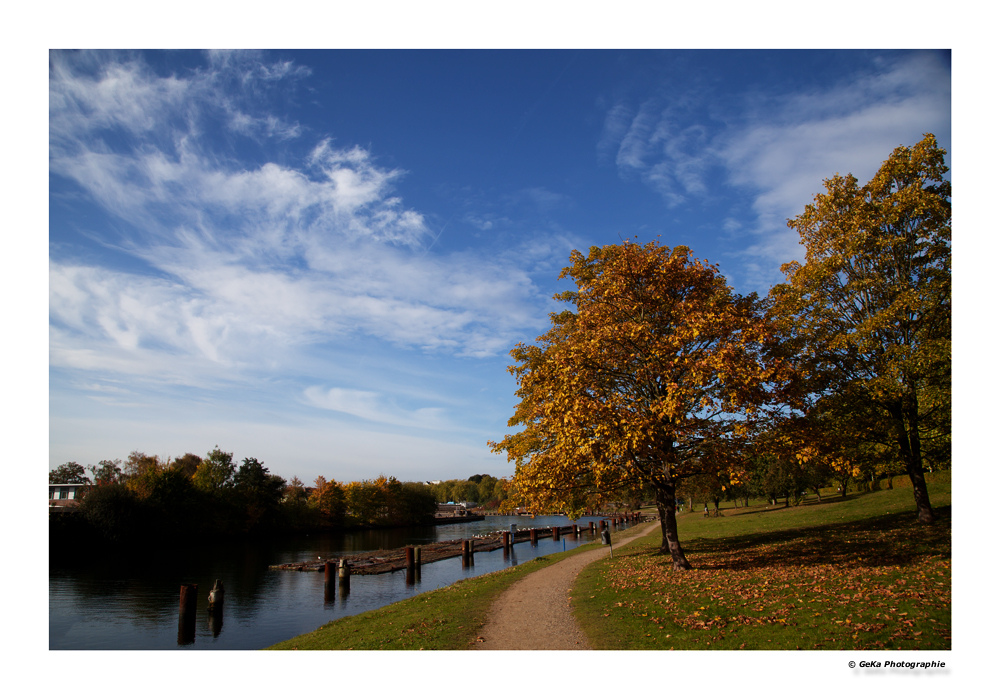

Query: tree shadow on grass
left=721, top=492, right=866, bottom=517
left=655, top=506, right=951, bottom=572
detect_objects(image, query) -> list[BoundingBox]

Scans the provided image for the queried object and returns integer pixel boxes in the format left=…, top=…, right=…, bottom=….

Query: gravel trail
left=473, top=521, right=659, bottom=650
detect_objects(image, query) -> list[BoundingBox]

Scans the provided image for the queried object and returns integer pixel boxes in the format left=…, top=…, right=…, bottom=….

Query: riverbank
left=267, top=477, right=951, bottom=651
left=266, top=518, right=650, bottom=650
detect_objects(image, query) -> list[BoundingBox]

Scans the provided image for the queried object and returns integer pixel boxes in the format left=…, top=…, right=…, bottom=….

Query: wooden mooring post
left=207, top=579, right=224, bottom=614
left=177, top=583, right=197, bottom=646
left=552, top=526, right=560, bottom=541
left=461, top=539, right=475, bottom=567
left=529, top=528, right=538, bottom=545
left=338, top=559, right=351, bottom=597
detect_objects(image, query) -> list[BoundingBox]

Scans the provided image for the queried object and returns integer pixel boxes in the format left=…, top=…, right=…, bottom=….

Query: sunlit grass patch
left=573, top=481, right=951, bottom=650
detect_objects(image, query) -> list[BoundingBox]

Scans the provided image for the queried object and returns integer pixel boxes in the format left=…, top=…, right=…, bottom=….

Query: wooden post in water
left=530, top=528, right=538, bottom=545
left=177, top=583, right=197, bottom=646
left=502, top=530, right=510, bottom=551
left=590, top=521, right=595, bottom=533
left=405, top=546, right=415, bottom=571
left=207, top=579, right=224, bottom=614
left=552, top=526, right=560, bottom=541
left=338, top=559, right=351, bottom=597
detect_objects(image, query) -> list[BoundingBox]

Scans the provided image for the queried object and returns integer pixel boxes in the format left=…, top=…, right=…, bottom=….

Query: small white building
left=49, top=483, right=87, bottom=508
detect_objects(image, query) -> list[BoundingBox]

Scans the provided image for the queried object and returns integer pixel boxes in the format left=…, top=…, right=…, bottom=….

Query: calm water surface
left=50, top=515, right=629, bottom=650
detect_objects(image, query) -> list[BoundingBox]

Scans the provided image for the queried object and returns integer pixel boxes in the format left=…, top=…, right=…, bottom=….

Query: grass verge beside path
left=268, top=539, right=608, bottom=650
left=573, top=475, right=951, bottom=650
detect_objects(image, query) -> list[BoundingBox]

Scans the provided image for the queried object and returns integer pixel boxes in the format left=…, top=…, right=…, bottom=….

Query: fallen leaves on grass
left=590, top=510, right=951, bottom=650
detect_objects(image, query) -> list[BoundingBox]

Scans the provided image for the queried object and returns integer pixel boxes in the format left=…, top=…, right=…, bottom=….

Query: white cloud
left=49, top=51, right=558, bottom=402
left=302, top=386, right=452, bottom=431
left=598, top=52, right=950, bottom=290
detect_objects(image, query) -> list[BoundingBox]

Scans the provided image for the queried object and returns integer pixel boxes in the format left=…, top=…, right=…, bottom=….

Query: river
left=49, top=515, right=628, bottom=650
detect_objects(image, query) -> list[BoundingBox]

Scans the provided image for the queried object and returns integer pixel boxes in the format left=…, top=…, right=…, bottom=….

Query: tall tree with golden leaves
left=771, top=134, right=950, bottom=523
left=491, top=241, right=785, bottom=570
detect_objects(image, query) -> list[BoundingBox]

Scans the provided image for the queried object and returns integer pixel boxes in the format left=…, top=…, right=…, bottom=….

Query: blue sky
left=48, top=48, right=951, bottom=486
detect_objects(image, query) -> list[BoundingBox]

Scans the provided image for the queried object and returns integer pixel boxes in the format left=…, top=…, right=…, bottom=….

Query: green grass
left=267, top=541, right=605, bottom=650
left=573, top=474, right=951, bottom=650
left=268, top=475, right=950, bottom=651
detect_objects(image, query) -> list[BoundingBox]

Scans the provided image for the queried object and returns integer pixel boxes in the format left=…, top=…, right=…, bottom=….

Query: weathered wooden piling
left=325, top=560, right=335, bottom=584
left=207, top=579, right=225, bottom=613
left=552, top=526, right=560, bottom=541
left=179, top=583, right=197, bottom=616
left=502, top=530, right=510, bottom=551
left=177, top=583, right=197, bottom=646
left=338, top=558, right=351, bottom=596
left=590, top=521, right=595, bottom=532
left=405, top=545, right=415, bottom=571
left=530, top=528, right=538, bottom=545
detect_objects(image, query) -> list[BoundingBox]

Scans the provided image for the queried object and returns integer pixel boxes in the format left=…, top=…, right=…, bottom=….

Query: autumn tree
left=491, top=241, right=785, bottom=569
left=89, top=459, right=124, bottom=485
left=771, top=134, right=950, bottom=523
left=170, top=453, right=203, bottom=478
left=50, top=462, right=90, bottom=484
left=122, top=451, right=165, bottom=499
left=310, top=476, right=347, bottom=525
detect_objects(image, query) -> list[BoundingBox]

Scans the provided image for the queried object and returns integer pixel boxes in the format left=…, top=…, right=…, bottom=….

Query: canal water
left=49, top=515, right=630, bottom=650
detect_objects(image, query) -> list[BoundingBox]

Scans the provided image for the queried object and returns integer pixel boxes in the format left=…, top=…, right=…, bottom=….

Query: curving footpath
left=474, top=521, right=659, bottom=650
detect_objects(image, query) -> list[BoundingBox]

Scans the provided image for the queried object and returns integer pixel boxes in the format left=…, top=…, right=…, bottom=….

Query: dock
left=269, top=514, right=647, bottom=576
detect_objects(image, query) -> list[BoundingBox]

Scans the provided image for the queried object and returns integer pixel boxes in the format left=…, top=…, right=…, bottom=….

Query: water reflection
left=50, top=515, right=623, bottom=649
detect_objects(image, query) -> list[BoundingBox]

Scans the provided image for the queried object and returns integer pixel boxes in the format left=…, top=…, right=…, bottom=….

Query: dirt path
left=474, top=521, right=659, bottom=650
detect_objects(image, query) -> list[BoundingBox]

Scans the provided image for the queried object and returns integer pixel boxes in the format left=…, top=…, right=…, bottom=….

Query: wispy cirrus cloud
left=302, top=386, right=453, bottom=431
left=598, top=51, right=950, bottom=290
left=49, top=50, right=554, bottom=388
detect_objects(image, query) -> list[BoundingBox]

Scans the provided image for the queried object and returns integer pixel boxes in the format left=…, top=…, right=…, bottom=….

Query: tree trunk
left=655, top=483, right=692, bottom=570
left=888, top=398, right=934, bottom=523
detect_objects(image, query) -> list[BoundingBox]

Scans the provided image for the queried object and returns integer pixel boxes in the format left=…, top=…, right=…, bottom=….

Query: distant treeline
left=49, top=448, right=508, bottom=551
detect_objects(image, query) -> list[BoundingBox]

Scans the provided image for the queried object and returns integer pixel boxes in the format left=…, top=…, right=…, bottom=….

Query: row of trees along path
left=474, top=521, right=659, bottom=650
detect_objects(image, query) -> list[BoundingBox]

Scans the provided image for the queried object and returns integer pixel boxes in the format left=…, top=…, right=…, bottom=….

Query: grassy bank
left=267, top=540, right=605, bottom=650
left=573, top=474, right=951, bottom=650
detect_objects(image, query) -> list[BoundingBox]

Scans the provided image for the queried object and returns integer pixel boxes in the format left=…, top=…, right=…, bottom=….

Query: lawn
left=572, top=474, right=951, bottom=650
